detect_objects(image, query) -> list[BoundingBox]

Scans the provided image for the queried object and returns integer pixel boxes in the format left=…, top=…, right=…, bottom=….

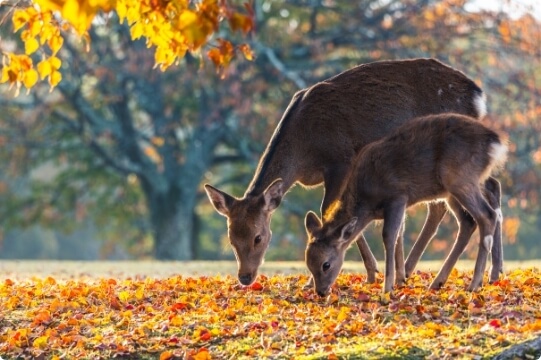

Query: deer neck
left=244, top=144, right=297, bottom=197
left=244, top=93, right=304, bottom=198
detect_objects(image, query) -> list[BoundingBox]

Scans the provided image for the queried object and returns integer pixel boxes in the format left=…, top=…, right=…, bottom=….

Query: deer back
left=344, top=113, right=506, bottom=216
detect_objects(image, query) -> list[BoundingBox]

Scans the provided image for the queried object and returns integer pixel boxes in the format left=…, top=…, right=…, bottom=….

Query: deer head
left=204, top=179, right=285, bottom=286
left=304, top=211, right=359, bottom=297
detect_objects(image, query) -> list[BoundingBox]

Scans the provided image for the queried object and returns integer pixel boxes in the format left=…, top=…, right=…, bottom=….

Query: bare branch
left=52, top=109, right=142, bottom=176
left=87, top=138, right=142, bottom=176
left=252, top=42, right=307, bottom=89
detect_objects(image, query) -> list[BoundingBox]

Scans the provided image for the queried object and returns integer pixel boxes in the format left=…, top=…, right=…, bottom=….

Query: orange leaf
left=194, top=348, right=211, bottom=360
left=239, top=44, right=254, bottom=61
left=159, top=350, right=174, bottom=360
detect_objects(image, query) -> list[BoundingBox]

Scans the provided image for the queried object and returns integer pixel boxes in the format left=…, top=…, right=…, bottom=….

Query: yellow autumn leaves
left=116, top=0, right=254, bottom=71
left=36, top=0, right=115, bottom=35
left=2, top=5, right=63, bottom=94
left=1, top=0, right=254, bottom=94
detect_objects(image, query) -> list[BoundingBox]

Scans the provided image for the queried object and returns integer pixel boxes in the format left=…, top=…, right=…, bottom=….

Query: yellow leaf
left=170, top=314, right=183, bottom=326
left=1, top=67, right=10, bottom=83
left=118, top=291, right=130, bottom=303
left=179, top=10, right=198, bottom=27
left=130, top=22, right=144, bottom=40
left=48, top=34, right=64, bottom=55
left=154, top=47, right=174, bottom=70
left=49, top=70, right=62, bottom=87
left=49, top=56, right=62, bottom=69
left=179, top=10, right=208, bottom=49
left=21, top=56, right=33, bottom=70
left=59, top=0, right=95, bottom=35
left=135, top=287, right=144, bottom=300
left=32, top=335, right=48, bottom=348
left=116, top=0, right=128, bottom=23
left=24, top=37, right=39, bottom=55
left=38, top=59, right=52, bottom=78
left=23, top=69, right=39, bottom=89
left=29, top=20, right=42, bottom=37
left=12, top=9, right=30, bottom=32
left=39, top=24, right=55, bottom=45
left=35, top=0, right=63, bottom=12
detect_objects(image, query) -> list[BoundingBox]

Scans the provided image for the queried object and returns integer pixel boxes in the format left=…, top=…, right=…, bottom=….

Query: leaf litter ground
left=1, top=263, right=541, bottom=359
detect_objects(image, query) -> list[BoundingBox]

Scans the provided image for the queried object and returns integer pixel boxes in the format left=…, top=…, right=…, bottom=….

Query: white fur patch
left=438, top=88, right=443, bottom=96
left=474, top=92, right=487, bottom=119
left=495, top=208, right=503, bottom=223
left=489, top=142, right=509, bottom=166
left=483, top=235, right=494, bottom=252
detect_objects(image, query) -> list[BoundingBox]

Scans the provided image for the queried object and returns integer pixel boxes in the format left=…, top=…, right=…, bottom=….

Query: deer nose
left=238, top=273, right=253, bottom=285
left=317, top=290, right=328, bottom=297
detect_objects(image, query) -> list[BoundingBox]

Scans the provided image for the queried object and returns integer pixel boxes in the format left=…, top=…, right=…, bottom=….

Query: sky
left=466, top=0, right=541, bottom=19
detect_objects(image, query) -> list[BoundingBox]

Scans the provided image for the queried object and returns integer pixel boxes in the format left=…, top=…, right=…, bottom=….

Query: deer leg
left=451, top=188, right=497, bottom=291
left=354, top=232, right=378, bottom=283
left=382, top=198, right=407, bottom=293
left=484, top=177, right=503, bottom=283
left=405, top=201, right=447, bottom=277
left=320, top=165, right=378, bottom=284
left=395, top=221, right=406, bottom=286
left=430, top=197, right=477, bottom=290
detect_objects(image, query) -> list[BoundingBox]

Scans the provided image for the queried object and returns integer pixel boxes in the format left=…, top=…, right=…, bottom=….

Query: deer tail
left=488, top=134, right=509, bottom=173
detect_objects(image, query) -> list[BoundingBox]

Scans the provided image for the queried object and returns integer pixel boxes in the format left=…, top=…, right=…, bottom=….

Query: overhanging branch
left=253, top=42, right=307, bottom=89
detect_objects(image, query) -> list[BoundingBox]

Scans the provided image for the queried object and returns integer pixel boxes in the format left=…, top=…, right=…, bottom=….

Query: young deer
left=204, top=58, right=503, bottom=287
left=305, top=113, right=508, bottom=295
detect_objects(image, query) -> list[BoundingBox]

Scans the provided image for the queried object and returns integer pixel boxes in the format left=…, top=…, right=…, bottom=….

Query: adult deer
left=305, top=113, right=508, bottom=295
left=204, top=58, right=503, bottom=287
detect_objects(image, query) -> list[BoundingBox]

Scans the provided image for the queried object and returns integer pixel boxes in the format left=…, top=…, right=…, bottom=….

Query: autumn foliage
left=1, top=268, right=541, bottom=359
left=1, top=0, right=254, bottom=94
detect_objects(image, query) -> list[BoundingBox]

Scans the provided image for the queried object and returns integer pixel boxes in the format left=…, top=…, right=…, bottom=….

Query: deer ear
left=204, top=184, right=236, bottom=217
left=304, top=211, right=322, bottom=236
left=263, top=179, right=284, bottom=212
left=339, top=217, right=358, bottom=243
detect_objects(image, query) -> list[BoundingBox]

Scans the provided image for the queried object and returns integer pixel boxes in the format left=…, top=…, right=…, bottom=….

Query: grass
left=0, top=259, right=540, bottom=280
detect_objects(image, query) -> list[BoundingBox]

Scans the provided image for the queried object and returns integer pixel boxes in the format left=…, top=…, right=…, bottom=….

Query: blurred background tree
left=0, top=0, right=540, bottom=262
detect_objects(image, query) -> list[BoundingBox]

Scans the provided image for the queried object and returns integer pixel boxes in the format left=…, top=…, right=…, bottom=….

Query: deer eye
left=322, top=262, right=331, bottom=272
left=254, top=235, right=262, bottom=245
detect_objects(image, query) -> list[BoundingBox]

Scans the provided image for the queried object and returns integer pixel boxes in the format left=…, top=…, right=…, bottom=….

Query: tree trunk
left=148, top=186, right=196, bottom=260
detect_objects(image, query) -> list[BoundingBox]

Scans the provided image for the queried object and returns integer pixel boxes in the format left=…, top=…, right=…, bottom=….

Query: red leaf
left=249, top=282, right=263, bottom=291
left=170, top=302, right=189, bottom=312
left=489, top=319, right=502, bottom=328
